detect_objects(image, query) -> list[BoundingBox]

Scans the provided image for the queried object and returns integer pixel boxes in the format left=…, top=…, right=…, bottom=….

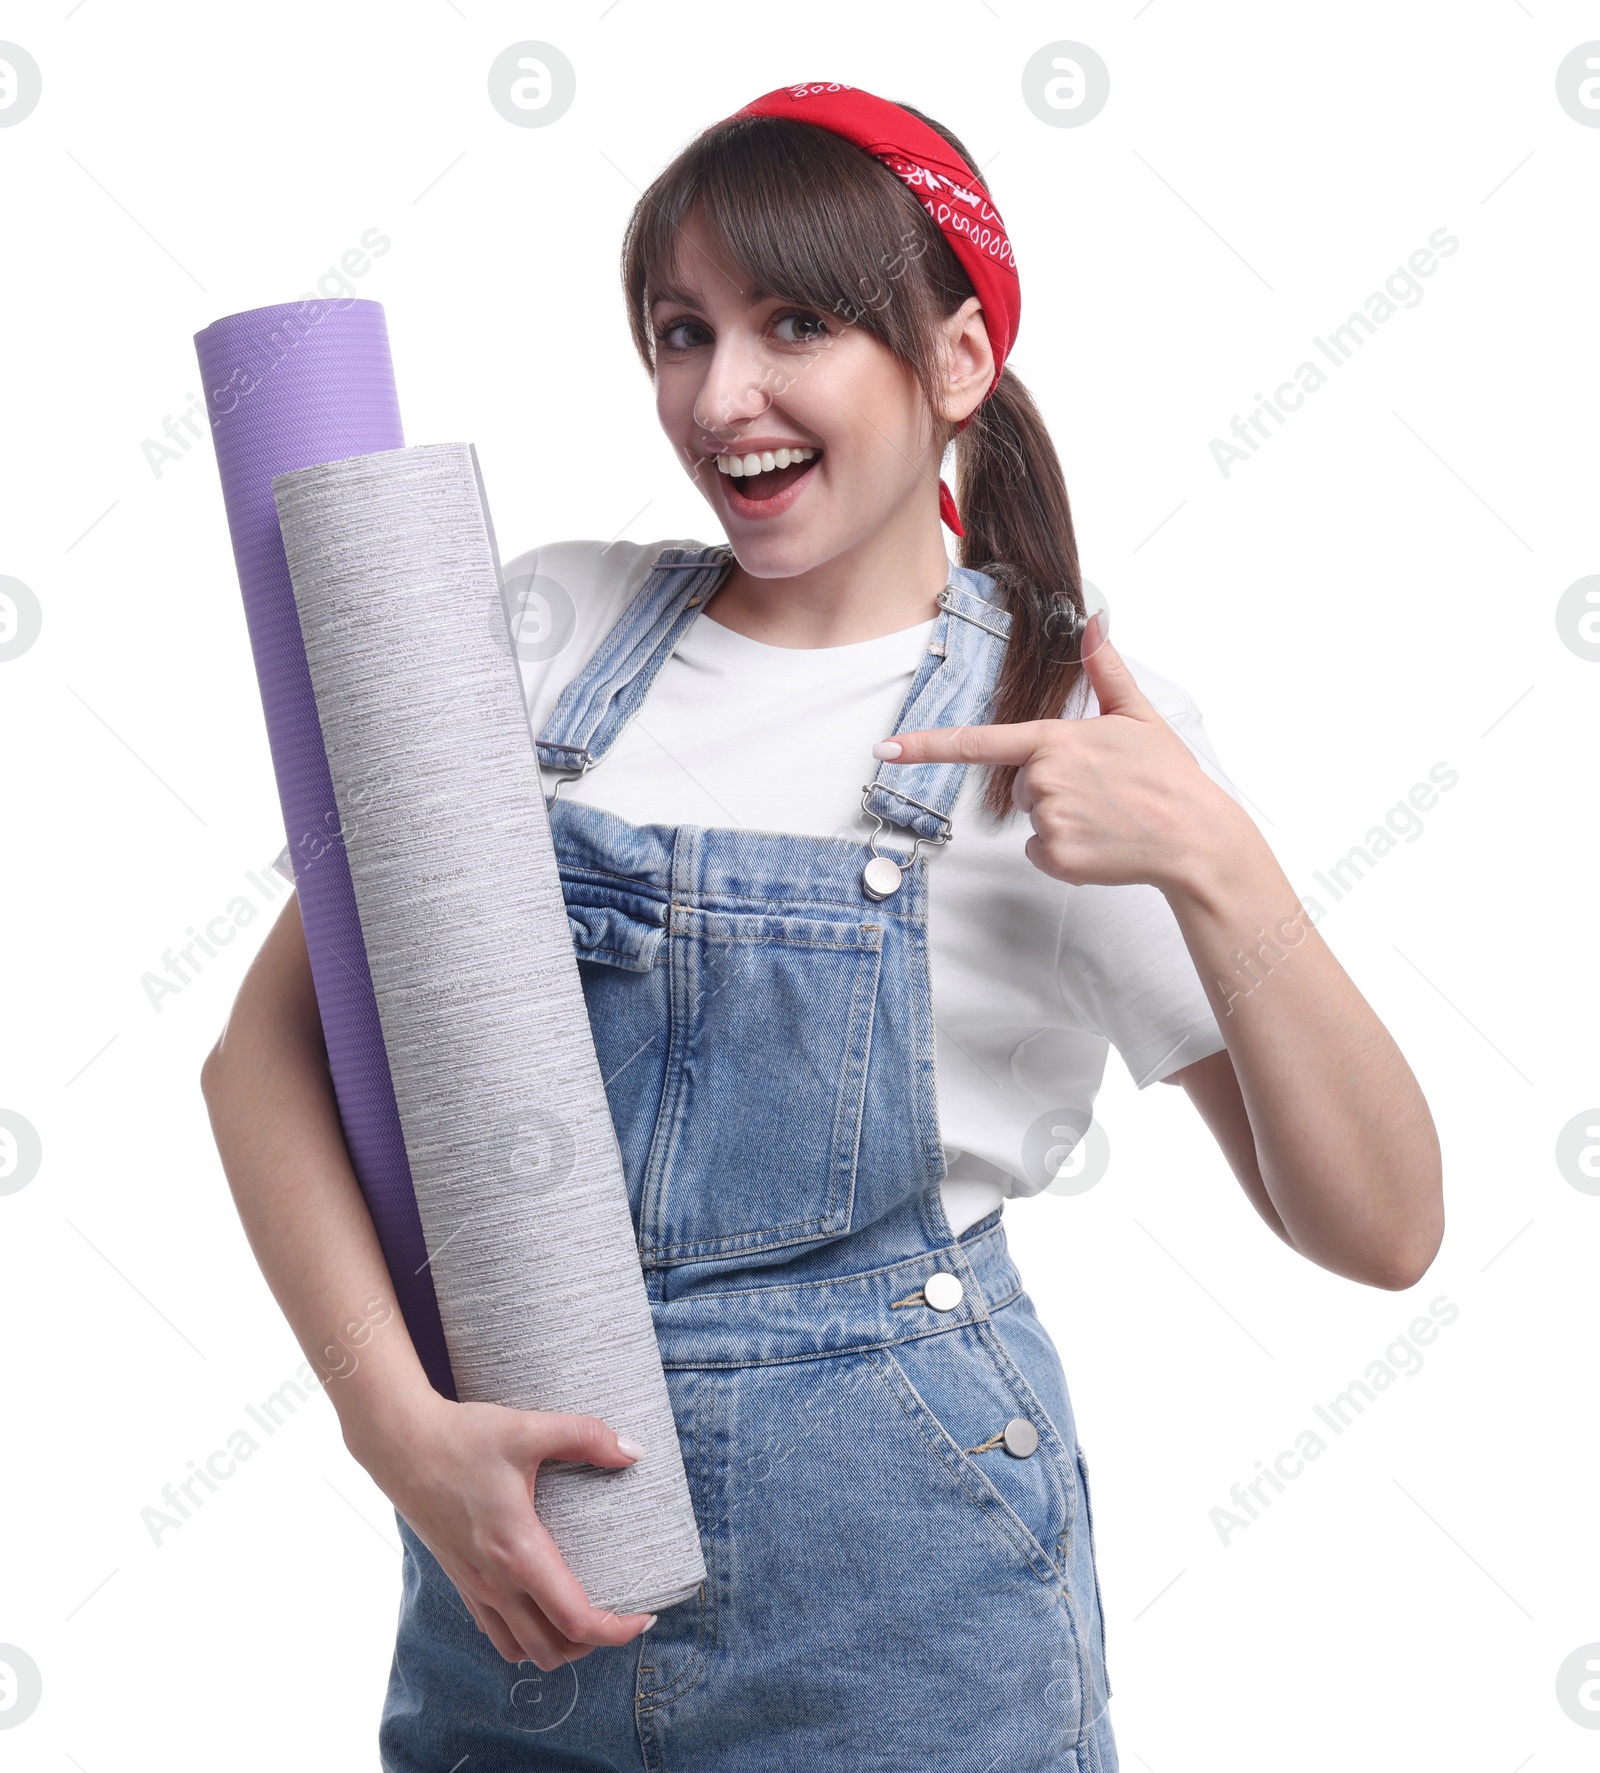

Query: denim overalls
left=381, top=545, right=1118, bottom=1773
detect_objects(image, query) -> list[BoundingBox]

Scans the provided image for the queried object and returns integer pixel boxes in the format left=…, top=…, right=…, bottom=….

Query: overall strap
left=537, top=545, right=1012, bottom=845
left=535, top=544, right=735, bottom=780
left=862, top=564, right=1013, bottom=847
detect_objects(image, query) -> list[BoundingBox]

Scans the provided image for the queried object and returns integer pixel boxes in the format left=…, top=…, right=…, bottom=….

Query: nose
left=692, top=329, right=774, bottom=440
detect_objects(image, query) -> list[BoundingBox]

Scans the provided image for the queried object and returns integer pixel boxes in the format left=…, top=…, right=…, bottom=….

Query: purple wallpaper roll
left=194, top=298, right=455, bottom=1399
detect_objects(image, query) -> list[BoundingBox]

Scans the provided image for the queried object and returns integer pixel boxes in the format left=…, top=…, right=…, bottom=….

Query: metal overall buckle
left=544, top=755, right=593, bottom=802
left=857, top=785, right=949, bottom=901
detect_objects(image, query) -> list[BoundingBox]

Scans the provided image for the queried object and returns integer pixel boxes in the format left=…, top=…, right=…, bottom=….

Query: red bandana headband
left=727, top=82, right=1022, bottom=538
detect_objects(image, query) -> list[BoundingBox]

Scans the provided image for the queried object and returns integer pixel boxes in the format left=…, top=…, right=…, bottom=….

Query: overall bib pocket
left=638, top=906, right=885, bottom=1265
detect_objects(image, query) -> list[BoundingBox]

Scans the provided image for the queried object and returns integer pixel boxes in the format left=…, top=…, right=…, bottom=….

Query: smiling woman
left=198, top=76, right=1444, bottom=1773
left=616, top=94, right=1088, bottom=817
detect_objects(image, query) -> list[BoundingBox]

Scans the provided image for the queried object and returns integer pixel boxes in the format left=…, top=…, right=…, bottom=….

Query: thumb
left=1080, top=610, right=1151, bottom=720
left=524, top=1411, right=646, bottom=1469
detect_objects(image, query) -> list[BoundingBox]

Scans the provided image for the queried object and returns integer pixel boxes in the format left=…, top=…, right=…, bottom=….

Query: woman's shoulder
left=500, top=535, right=716, bottom=612
left=499, top=537, right=715, bottom=722
left=499, top=534, right=713, bottom=662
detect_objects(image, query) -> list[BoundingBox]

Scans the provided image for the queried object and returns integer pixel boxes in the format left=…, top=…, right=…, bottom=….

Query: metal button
left=1002, top=1417, right=1040, bottom=1458
left=862, top=855, right=903, bottom=900
left=923, top=1271, right=964, bottom=1312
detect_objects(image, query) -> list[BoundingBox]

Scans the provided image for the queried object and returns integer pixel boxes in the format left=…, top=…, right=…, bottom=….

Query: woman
left=201, top=82, right=1443, bottom=1772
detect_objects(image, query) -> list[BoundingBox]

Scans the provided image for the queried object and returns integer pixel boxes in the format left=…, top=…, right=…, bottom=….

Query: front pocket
left=638, top=908, right=883, bottom=1263
left=864, top=1330, right=1076, bottom=1587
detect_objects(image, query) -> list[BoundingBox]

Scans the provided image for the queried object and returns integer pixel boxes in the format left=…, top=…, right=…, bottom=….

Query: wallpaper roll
left=193, top=299, right=455, bottom=1400
left=272, top=441, right=706, bottom=1617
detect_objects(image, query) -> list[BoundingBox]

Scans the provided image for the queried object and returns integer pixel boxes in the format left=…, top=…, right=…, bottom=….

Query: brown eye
left=773, top=311, right=828, bottom=343
left=656, top=317, right=711, bottom=350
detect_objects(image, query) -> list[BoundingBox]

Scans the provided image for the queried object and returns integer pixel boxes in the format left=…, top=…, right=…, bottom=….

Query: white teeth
left=714, top=446, right=817, bottom=478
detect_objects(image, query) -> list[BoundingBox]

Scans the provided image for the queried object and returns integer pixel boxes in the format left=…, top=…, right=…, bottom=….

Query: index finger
left=871, top=720, right=1065, bottom=768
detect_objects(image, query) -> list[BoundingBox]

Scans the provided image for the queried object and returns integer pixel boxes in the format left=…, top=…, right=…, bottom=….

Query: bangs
left=622, top=115, right=970, bottom=385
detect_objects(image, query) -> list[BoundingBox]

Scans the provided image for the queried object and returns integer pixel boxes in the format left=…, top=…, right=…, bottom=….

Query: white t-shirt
left=497, top=538, right=1240, bottom=1239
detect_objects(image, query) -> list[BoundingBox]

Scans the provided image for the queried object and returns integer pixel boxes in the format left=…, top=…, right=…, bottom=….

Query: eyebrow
left=649, top=281, right=775, bottom=312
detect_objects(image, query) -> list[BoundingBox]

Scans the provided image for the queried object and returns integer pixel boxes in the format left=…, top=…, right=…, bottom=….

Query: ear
left=934, top=296, right=995, bottom=426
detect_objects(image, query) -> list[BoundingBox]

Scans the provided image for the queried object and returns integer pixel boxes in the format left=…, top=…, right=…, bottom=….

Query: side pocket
left=864, top=1339, right=1070, bottom=1586
left=636, top=1368, right=715, bottom=1707
left=1074, top=1441, right=1110, bottom=1696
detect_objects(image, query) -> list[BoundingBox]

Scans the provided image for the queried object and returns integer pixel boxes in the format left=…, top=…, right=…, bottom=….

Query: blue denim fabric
left=380, top=547, right=1118, bottom=1770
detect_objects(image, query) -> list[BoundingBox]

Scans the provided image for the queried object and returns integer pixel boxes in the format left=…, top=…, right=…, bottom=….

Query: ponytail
left=953, top=368, right=1087, bottom=822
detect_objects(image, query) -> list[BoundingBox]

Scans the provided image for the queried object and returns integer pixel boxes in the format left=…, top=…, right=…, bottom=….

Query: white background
left=2, top=2, right=1596, bottom=1767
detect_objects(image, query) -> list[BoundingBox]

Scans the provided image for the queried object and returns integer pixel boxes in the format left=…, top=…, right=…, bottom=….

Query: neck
left=703, top=492, right=952, bottom=649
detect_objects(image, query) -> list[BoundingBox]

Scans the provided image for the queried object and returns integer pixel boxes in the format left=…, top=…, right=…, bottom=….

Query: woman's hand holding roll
left=348, top=1393, right=658, bottom=1669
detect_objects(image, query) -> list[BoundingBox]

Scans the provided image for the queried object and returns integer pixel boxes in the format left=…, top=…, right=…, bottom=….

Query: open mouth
left=714, top=447, right=821, bottom=507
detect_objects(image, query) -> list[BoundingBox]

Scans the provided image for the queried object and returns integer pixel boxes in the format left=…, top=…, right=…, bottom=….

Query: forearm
left=198, top=903, right=657, bottom=1664
left=880, top=622, right=1444, bottom=1287
left=199, top=903, right=438, bottom=1456
left=1163, top=815, right=1444, bottom=1288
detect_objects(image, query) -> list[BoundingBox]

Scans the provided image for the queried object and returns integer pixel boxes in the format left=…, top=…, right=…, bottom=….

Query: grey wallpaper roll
left=272, top=440, right=704, bottom=1617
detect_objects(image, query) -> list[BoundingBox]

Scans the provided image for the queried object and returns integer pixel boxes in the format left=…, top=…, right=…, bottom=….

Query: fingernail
left=642, top=1613, right=659, bottom=1630
left=1086, top=607, right=1109, bottom=647
left=872, top=740, right=902, bottom=760
left=617, top=1434, right=645, bottom=1459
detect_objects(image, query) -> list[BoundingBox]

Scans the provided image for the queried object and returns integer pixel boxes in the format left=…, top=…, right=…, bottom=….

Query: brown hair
left=620, top=105, right=1086, bottom=822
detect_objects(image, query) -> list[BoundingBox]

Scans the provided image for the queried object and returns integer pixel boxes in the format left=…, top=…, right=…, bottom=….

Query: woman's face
left=650, top=209, right=959, bottom=581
